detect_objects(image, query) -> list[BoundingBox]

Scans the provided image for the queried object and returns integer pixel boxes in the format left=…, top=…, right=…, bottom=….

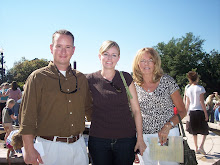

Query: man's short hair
left=52, top=29, right=74, bottom=46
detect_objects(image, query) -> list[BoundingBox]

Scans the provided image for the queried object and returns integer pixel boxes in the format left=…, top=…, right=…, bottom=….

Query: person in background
left=6, top=130, right=23, bottom=165
left=2, top=99, right=17, bottom=147
left=17, top=84, right=25, bottom=104
left=183, top=83, right=191, bottom=105
left=0, top=83, right=10, bottom=123
left=132, top=47, right=186, bottom=165
left=185, top=71, right=209, bottom=155
left=205, top=94, right=215, bottom=123
left=214, top=101, right=220, bottom=122
left=19, top=29, right=92, bottom=165
left=87, top=40, right=146, bottom=165
left=3, top=81, right=22, bottom=126
left=214, top=92, right=220, bottom=102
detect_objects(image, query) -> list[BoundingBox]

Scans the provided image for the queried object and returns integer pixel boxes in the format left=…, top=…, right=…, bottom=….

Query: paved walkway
left=1, top=121, right=220, bottom=165
left=183, top=122, right=220, bottom=165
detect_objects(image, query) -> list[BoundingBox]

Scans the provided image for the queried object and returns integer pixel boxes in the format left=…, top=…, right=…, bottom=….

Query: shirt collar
left=48, top=61, right=72, bottom=76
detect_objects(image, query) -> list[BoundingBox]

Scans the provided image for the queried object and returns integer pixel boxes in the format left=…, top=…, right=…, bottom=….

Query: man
left=19, top=29, right=92, bottom=165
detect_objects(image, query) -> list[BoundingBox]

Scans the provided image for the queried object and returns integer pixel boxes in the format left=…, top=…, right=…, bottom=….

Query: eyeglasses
left=109, top=81, right=122, bottom=93
left=102, top=52, right=119, bottom=59
left=140, top=59, right=154, bottom=64
left=58, top=70, right=78, bottom=94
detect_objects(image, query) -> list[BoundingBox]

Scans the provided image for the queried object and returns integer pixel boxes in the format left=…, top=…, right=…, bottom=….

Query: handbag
left=149, top=135, right=184, bottom=162
left=177, top=114, right=198, bottom=165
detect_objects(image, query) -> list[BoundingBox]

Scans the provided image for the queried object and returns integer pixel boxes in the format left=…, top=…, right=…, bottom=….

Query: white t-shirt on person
left=186, top=85, right=206, bottom=111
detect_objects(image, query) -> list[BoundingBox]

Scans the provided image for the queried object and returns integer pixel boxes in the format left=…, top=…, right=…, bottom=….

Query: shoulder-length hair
left=132, top=47, right=163, bottom=86
left=206, top=94, right=214, bottom=107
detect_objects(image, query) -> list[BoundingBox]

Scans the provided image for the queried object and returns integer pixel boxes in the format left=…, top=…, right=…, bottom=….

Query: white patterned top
left=135, top=74, right=179, bottom=134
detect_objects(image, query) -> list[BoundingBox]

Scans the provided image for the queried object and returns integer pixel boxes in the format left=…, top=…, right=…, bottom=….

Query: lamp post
left=73, top=61, right=76, bottom=69
left=0, top=48, right=4, bottom=83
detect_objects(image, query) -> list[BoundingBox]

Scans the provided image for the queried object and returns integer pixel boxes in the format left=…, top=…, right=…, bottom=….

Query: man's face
left=50, top=34, right=75, bottom=69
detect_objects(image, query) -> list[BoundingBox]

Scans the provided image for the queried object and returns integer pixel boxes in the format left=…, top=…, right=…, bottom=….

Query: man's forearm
left=22, top=134, right=35, bottom=151
left=22, top=134, right=43, bottom=164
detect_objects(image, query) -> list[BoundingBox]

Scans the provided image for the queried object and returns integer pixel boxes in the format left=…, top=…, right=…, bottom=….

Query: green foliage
left=199, top=50, right=220, bottom=94
left=154, top=32, right=219, bottom=97
left=6, top=57, right=49, bottom=83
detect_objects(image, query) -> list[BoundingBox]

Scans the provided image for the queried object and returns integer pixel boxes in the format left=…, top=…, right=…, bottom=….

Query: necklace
left=142, top=84, right=152, bottom=93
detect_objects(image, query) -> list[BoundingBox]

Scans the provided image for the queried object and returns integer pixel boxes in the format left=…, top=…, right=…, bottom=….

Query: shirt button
left=66, top=78, right=68, bottom=80
left=70, top=112, right=72, bottom=114
left=69, top=100, right=71, bottom=103
left=67, top=89, right=70, bottom=91
left=71, top=124, right=73, bottom=126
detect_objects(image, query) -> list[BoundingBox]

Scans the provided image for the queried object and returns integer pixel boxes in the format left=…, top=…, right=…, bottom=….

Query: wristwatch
left=169, top=121, right=175, bottom=127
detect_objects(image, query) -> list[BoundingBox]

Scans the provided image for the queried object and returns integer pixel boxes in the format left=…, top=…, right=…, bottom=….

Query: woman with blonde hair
left=87, top=40, right=146, bottom=165
left=185, top=71, right=209, bottom=155
left=205, top=94, right=215, bottom=123
left=132, top=47, right=186, bottom=165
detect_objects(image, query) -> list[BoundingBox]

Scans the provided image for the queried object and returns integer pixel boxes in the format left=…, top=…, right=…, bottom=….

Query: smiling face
left=99, top=46, right=120, bottom=70
left=138, top=52, right=155, bottom=76
left=50, top=34, right=75, bottom=70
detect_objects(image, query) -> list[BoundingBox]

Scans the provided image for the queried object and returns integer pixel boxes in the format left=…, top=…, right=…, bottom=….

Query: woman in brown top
left=87, top=40, right=146, bottom=165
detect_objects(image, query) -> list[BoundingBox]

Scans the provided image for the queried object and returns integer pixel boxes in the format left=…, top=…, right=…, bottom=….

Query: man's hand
left=22, top=135, right=43, bottom=165
left=23, top=147, right=43, bottom=165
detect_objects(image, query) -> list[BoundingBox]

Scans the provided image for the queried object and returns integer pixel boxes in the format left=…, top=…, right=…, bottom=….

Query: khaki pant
left=3, top=123, right=13, bottom=141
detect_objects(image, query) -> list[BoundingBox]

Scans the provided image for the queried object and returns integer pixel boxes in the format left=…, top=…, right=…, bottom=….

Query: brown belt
left=40, top=135, right=80, bottom=144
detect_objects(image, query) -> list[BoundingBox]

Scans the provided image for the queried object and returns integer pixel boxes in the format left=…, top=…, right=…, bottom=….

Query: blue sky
left=0, top=0, right=220, bottom=74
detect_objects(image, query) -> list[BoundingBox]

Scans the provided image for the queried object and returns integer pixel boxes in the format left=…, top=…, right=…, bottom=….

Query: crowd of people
left=0, top=29, right=220, bottom=165
left=0, top=81, right=23, bottom=164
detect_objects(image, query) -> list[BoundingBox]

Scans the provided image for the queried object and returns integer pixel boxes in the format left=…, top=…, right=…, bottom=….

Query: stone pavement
left=182, top=119, right=220, bottom=165
left=1, top=122, right=220, bottom=165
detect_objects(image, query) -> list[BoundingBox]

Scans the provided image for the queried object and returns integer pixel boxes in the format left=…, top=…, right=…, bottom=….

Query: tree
left=154, top=32, right=219, bottom=96
left=199, top=50, right=220, bottom=93
left=6, top=57, right=49, bottom=84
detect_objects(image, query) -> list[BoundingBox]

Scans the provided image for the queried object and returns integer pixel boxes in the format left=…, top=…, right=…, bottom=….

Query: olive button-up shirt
left=19, top=62, right=92, bottom=137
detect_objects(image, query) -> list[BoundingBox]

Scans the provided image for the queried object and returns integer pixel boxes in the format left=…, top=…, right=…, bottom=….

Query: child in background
left=6, top=130, right=23, bottom=165
left=2, top=99, right=17, bottom=146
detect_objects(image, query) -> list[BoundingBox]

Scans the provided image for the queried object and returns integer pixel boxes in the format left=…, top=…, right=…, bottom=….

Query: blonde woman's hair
left=206, top=94, right=214, bottom=107
left=132, top=47, right=163, bottom=85
left=6, top=99, right=15, bottom=107
left=11, top=132, right=23, bottom=150
left=99, top=40, right=120, bottom=56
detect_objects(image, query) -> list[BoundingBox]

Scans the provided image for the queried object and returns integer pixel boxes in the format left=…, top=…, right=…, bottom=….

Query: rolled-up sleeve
left=19, top=72, right=41, bottom=135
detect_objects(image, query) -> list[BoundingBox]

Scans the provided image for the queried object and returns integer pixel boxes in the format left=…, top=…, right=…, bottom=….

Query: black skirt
left=186, top=110, right=209, bottom=135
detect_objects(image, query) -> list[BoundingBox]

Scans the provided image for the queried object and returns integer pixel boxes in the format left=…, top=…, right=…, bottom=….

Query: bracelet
left=169, top=121, right=175, bottom=127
